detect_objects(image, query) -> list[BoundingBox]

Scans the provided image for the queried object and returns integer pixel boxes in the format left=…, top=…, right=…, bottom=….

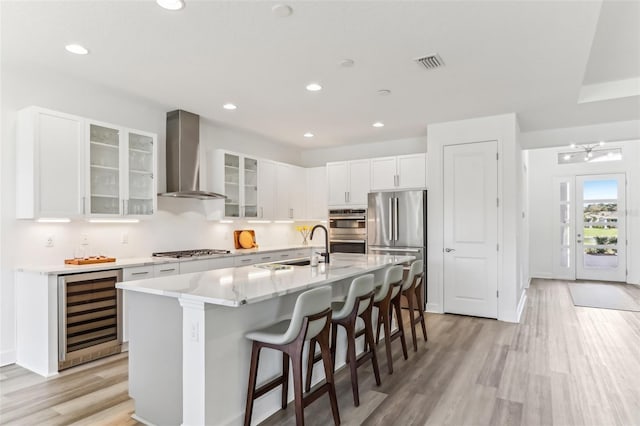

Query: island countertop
left=116, top=253, right=414, bottom=307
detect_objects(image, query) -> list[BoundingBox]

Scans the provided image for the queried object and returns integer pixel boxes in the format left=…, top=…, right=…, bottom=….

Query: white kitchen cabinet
left=276, top=163, right=306, bottom=219
left=153, top=263, right=180, bottom=277
left=306, top=167, right=327, bottom=220
left=211, top=151, right=259, bottom=218
left=86, top=121, right=157, bottom=217
left=16, top=107, right=85, bottom=219
left=370, top=153, right=426, bottom=191
left=180, top=257, right=234, bottom=273
left=257, top=159, right=277, bottom=219
left=326, top=160, right=370, bottom=207
left=234, top=254, right=261, bottom=267
left=122, top=265, right=154, bottom=344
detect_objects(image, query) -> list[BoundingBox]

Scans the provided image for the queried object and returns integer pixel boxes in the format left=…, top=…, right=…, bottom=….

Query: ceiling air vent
left=414, top=54, right=444, bottom=70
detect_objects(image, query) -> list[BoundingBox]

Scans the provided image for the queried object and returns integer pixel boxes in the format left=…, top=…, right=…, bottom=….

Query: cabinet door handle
left=240, top=258, right=252, bottom=263
left=131, top=271, right=150, bottom=276
left=260, top=207, right=263, bottom=218
left=344, top=192, right=347, bottom=202
left=160, top=268, right=176, bottom=272
left=82, top=197, right=86, bottom=215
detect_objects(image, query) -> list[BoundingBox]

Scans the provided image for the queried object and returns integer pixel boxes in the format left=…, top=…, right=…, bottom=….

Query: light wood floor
left=2, top=279, right=639, bottom=425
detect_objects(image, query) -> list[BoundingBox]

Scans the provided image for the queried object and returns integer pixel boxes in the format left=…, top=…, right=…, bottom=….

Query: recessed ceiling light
left=377, top=89, right=391, bottom=96
left=303, top=132, right=314, bottom=138
left=306, top=83, right=322, bottom=92
left=599, top=141, right=605, bottom=146
left=340, top=59, right=355, bottom=68
left=272, top=4, right=293, bottom=17
left=372, top=122, right=385, bottom=128
left=563, top=154, right=571, bottom=160
left=156, top=0, right=185, bottom=11
left=223, top=103, right=237, bottom=110
left=570, top=143, right=576, bottom=148
left=65, top=44, right=89, bottom=55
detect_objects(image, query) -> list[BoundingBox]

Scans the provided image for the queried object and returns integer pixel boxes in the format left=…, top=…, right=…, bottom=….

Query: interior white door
left=443, top=141, right=498, bottom=318
left=576, top=174, right=626, bottom=282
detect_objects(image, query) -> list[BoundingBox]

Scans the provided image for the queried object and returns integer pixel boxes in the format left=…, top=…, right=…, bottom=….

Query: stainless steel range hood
left=158, top=110, right=225, bottom=200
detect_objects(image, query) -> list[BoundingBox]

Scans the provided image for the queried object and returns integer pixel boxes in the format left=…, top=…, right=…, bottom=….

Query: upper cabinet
left=86, top=121, right=157, bottom=216
left=211, top=151, right=259, bottom=218
left=370, top=153, right=426, bottom=191
left=306, top=167, right=328, bottom=220
left=16, top=107, right=85, bottom=219
left=257, top=159, right=277, bottom=219
left=327, top=159, right=370, bottom=207
left=276, top=163, right=306, bottom=219
left=16, top=107, right=157, bottom=219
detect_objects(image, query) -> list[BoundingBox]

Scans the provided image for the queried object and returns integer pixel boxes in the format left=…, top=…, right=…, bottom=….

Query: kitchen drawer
left=179, top=259, right=211, bottom=274
left=153, top=263, right=180, bottom=276
left=234, top=255, right=260, bottom=267
left=210, top=257, right=234, bottom=270
left=256, top=253, right=277, bottom=263
left=123, top=265, right=153, bottom=281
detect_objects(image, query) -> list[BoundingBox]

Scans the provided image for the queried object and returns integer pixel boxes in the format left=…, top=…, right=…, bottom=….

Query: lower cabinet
left=180, top=257, right=234, bottom=274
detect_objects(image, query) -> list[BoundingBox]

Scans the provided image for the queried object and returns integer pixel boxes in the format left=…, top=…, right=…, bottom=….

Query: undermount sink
left=274, top=258, right=311, bottom=266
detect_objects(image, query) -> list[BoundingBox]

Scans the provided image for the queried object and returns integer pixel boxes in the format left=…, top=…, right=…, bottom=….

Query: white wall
left=426, top=113, right=525, bottom=323
left=0, top=64, right=311, bottom=365
left=527, top=140, right=640, bottom=284
left=300, top=136, right=427, bottom=167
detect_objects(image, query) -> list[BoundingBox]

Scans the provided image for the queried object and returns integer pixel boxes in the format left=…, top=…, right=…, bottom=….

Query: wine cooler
left=58, top=269, right=123, bottom=370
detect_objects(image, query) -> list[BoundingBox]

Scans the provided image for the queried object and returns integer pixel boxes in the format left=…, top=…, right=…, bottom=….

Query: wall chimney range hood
left=158, top=110, right=225, bottom=200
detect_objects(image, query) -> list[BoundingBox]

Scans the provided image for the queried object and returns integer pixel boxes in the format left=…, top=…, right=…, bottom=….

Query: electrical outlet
left=81, top=234, right=89, bottom=246
left=45, top=236, right=54, bottom=247
left=190, top=322, right=199, bottom=342
left=121, top=232, right=129, bottom=244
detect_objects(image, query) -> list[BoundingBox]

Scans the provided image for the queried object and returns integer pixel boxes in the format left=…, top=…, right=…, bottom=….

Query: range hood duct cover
left=159, top=110, right=225, bottom=200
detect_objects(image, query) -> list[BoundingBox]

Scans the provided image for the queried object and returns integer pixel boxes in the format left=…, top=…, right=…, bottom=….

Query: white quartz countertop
left=16, top=245, right=318, bottom=275
left=116, top=253, right=414, bottom=307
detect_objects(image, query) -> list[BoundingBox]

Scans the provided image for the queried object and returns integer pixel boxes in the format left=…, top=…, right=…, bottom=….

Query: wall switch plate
left=121, top=232, right=129, bottom=244
left=81, top=234, right=89, bottom=246
left=45, top=236, right=54, bottom=247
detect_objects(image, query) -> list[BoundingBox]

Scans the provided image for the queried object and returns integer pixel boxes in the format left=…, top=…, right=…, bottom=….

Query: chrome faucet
left=310, top=224, right=330, bottom=264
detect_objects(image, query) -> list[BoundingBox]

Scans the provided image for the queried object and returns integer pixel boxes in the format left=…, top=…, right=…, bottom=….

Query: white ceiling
left=2, top=1, right=639, bottom=148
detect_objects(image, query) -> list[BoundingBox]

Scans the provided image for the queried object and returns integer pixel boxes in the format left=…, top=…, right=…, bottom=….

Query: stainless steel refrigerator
left=367, top=190, right=427, bottom=307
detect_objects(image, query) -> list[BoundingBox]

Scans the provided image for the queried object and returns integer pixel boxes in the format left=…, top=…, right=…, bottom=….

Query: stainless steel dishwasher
left=58, top=269, right=123, bottom=370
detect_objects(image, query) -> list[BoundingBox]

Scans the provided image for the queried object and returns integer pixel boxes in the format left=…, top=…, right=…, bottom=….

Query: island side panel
left=128, top=291, right=183, bottom=426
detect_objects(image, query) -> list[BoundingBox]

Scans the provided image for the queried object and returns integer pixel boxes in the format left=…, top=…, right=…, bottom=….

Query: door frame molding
left=442, top=140, right=500, bottom=318
left=426, top=113, right=524, bottom=323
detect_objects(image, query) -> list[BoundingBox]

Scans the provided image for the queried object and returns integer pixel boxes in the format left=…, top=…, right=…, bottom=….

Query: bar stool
left=371, top=265, right=408, bottom=374
left=306, top=274, right=381, bottom=407
left=400, top=260, right=428, bottom=351
left=244, top=286, right=340, bottom=426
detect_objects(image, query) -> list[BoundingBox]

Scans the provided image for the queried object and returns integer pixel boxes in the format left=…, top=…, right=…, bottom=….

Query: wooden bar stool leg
left=380, top=302, right=394, bottom=374
left=416, top=283, right=428, bottom=342
left=318, top=329, right=340, bottom=425
left=291, top=346, right=305, bottom=426
left=305, top=338, right=316, bottom=393
left=282, top=352, right=290, bottom=409
left=406, top=292, right=418, bottom=352
left=244, top=342, right=261, bottom=426
left=345, top=323, right=360, bottom=406
left=362, top=309, right=381, bottom=385
left=392, top=296, right=409, bottom=360
left=330, top=323, right=338, bottom=369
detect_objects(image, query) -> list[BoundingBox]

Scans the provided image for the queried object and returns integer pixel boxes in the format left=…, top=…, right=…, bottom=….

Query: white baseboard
left=425, top=302, right=443, bottom=314
left=531, top=272, right=553, bottom=279
left=516, top=290, right=527, bottom=323
left=0, top=350, right=16, bottom=367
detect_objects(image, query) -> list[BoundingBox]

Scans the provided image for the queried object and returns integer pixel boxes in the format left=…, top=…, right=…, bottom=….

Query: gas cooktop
left=152, top=249, right=231, bottom=259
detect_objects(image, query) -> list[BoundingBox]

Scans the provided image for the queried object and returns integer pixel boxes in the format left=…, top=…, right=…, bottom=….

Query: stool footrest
left=303, top=382, right=331, bottom=408
left=254, top=374, right=287, bottom=399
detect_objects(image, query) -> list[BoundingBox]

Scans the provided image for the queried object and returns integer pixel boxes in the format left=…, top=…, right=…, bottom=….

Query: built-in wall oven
left=328, top=208, right=367, bottom=254
left=58, top=269, right=123, bottom=370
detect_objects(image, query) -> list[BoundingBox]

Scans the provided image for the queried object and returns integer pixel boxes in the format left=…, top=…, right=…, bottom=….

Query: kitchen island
left=117, top=253, right=413, bottom=426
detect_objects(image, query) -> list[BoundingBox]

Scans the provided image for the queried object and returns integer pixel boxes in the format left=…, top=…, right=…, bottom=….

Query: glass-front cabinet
left=215, top=151, right=258, bottom=218
left=87, top=122, right=156, bottom=217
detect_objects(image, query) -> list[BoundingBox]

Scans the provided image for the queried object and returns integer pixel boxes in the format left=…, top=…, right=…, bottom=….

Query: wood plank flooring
left=1, top=279, right=639, bottom=425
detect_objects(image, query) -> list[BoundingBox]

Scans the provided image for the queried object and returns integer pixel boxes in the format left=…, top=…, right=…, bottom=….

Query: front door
left=443, top=141, right=499, bottom=318
left=576, top=174, right=626, bottom=282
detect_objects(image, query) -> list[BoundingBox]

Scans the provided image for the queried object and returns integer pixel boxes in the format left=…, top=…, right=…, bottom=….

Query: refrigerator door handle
left=370, top=247, right=420, bottom=253
left=388, top=197, right=393, bottom=240
left=394, top=197, right=399, bottom=241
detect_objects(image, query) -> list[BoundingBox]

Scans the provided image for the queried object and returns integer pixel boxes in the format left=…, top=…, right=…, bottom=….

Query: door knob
left=444, top=248, right=455, bottom=253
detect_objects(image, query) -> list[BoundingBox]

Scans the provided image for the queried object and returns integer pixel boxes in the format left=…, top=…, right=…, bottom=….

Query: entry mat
left=568, top=283, right=640, bottom=312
